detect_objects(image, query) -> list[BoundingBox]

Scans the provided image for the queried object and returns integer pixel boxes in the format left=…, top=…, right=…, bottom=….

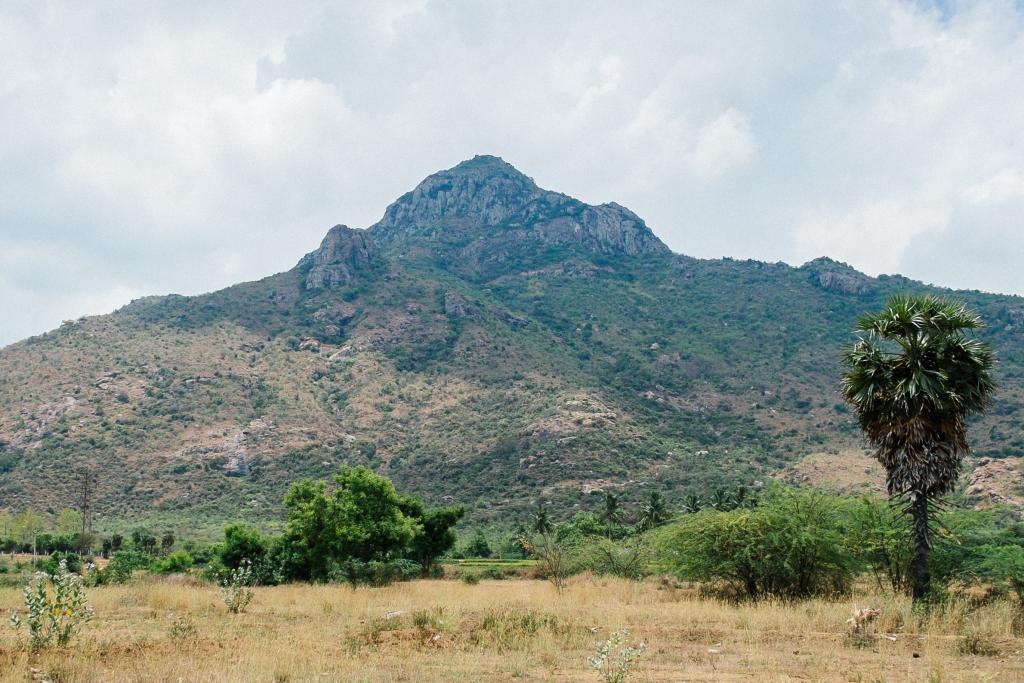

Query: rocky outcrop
left=368, top=155, right=670, bottom=264
left=443, top=291, right=477, bottom=318
left=964, top=457, right=1024, bottom=518
left=802, top=257, right=873, bottom=295
left=301, top=225, right=378, bottom=290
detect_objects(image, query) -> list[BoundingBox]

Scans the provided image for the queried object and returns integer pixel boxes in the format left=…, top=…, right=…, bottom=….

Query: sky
left=2, top=0, right=1024, bottom=347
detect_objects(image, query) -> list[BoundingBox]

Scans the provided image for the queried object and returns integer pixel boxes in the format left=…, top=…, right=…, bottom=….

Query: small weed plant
left=588, top=629, right=646, bottom=683
left=168, top=615, right=199, bottom=642
left=220, top=560, right=255, bottom=614
left=844, top=606, right=881, bottom=649
left=9, top=560, right=94, bottom=650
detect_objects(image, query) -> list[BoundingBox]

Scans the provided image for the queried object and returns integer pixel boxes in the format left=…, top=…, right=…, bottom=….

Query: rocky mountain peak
left=801, top=257, right=873, bottom=295
left=300, top=224, right=378, bottom=290
left=373, top=155, right=541, bottom=234
left=368, top=156, right=669, bottom=266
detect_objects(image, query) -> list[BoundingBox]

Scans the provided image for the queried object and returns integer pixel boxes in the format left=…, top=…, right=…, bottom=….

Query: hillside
left=1, top=155, right=1022, bottom=533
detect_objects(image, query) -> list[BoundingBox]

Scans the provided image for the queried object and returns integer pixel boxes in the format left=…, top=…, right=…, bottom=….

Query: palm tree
left=637, top=491, right=669, bottom=532
left=601, top=493, right=620, bottom=539
left=532, top=503, right=552, bottom=535
left=683, top=494, right=703, bottom=514
left=841, top=294, right=995, bottom=601
left=709, top=487, right=732, bottom=511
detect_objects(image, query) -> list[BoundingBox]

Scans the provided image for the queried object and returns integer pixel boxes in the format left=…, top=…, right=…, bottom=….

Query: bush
left=104, top=550, right=152, bottom=583
left=588, top=630, right=647, bottom=683
left=928, top=508, right=1024, bottom=595
left=39, top=551, right=82, bottom=575
left=970, top=544, right=1024, bottom=603
left=218, top=525, right=280, bottom=585
left=220, top=561, right=255, bottom=614
left=574, top=537, right=651, bottom=580
left=153, top=551, right=193, bottom=574
left=655, top=487, right=855, bottom=599
left=9, top=560, right=93, bottom=650
left=463, top=530, right=492, bottom=558
left=329, top=558, right=422, bottom=587
left=842, top=496, right=911, bottom=593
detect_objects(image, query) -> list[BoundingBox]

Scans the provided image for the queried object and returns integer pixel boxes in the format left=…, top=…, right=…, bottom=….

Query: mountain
left=1, top=155, right=1023, bottom=533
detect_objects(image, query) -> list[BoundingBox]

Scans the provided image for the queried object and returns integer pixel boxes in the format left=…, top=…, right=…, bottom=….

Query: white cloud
left=792, top=198, right=951, bottom=274
left=962, top=169, right=1024, bottom=204
left=686, top=108, right=757, bottom=180
left=3, top=0, right=1024, bottom=346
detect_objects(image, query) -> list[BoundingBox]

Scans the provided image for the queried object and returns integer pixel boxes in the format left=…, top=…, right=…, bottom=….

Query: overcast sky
left=2, top=1, right=1024, bottom=347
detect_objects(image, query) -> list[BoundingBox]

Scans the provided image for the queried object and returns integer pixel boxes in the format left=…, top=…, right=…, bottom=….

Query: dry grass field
left=1, top=576, right=1022, bottom=682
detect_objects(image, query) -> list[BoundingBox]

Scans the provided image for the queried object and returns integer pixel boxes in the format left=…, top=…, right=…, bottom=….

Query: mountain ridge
left=1, top=156, right=1022, bottom=533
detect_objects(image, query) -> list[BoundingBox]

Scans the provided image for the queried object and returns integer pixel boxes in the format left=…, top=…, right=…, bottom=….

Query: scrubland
left=2, top=576, right=1021, bottom=682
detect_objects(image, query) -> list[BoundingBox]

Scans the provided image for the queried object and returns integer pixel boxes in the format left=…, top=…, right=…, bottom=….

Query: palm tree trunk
left=909, top=492, right=932, bottom=601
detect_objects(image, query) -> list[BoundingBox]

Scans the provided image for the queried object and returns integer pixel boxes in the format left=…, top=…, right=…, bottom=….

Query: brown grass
left=1, top=576, right=1021, bottom=682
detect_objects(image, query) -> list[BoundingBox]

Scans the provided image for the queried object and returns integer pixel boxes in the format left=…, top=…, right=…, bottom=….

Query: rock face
left=964, top=457, right=1024, bottom=518
left=802, top=257, right=873, bottom=295
left=368, top=155, right=669, bottom=271
left=301, top=225, right=378, bottom=290
left=443, top=291, right=477, bottom=318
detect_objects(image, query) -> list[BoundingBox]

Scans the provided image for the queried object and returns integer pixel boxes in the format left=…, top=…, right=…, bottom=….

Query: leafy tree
left=130, top=529, right=158, bottom=555
left=160, top=532, right=176, bottom=555
left=841, top=295, right=995, bottom=601
left=330, top=465, right=417, bottom=562
left=463, top=529, right=492, bottom=558
left=556, top=512, right=605, bottom=545
left=101, top=534, right=123, bottom=559
left=55, top=509, right=82, bottom=537
left=636, top=491, right=669, bottom=532
left=972, top=545, right=1024, bottom=603
left=843, top=495, right=911, bottom=593
left=14, top=510, right=44, bottom=558
left=656, top=487, right=855, bottom=599
left=278, top=479, right=337, bottom=581
left=576, top=537, right=652, bottom=580
left=398, top=496, right=464, bottom=575
left=280, top=466, right=417, bottom=582
left=0, top=511, right=12, bottom=541
left=221, top=524, right=269, bottom=571
left=505, top=525, right=530, bottom=559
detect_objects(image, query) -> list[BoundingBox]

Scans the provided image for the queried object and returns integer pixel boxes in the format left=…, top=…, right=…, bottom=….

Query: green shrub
left=956, top=629, right=1000, bottom=656
left=970, top=544, right=1024, bottom=603
left=573, top=537, right=651, bottom=580
left=842, top=495, right=911, bottom=593
left=153, top=551, right=193, bottom=574
left=328, top=558, right=422, bottom=587
left=218, top=524, right=280, bottom=585
left=655, top=487, right=854, bottom=599
left=39, top=551, right=82, bottom=575
left=220, top=561, right=255, bottom=614
left=463, top=529, right=492, bottom=558
left=9, top=560, right=93, bottom=650
left=588, top=630, right=647, bottom=683
left=105, top=550, right=152, bottom=583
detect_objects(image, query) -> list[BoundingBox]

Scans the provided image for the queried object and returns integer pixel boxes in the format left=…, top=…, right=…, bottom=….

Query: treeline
left=3, top=466, right=1022, bottom=604
left=79, top=466, right=462, bottom=588
left=653, top=487, right=1024, bottom=601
